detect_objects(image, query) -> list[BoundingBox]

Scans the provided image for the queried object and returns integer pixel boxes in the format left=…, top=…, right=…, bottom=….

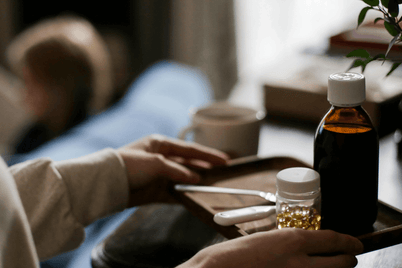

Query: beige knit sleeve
left=9, top=148, right=129, bottom=261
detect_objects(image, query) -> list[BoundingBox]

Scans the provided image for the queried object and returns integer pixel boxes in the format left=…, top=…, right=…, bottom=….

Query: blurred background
left=0, top=1, right=367, bottom=94
left=0, top=0, right=398, bottom=155
left=232, top=0, right=367, bottom=108
left=0, top=0, right=368, bottom=99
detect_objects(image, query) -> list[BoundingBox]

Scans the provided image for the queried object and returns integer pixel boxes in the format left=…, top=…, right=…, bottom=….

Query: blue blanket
left=9, top=61, right=212, bottom=268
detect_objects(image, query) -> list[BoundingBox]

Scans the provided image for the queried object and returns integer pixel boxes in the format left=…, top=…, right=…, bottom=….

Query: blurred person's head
left=6, top=14, right=114, bottom=115
left=22, top=38, right=93, bottom=136
left=4, top=15, right=115, bottom=153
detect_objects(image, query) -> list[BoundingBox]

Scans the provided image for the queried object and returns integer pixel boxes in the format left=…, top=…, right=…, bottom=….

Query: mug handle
left=178, top=124, right=199, bottom=140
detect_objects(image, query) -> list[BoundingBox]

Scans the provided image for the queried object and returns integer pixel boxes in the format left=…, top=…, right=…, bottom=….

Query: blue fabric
left=9, top=61, right=212, bottom=268
left=9, top=60, right=212, bottom=164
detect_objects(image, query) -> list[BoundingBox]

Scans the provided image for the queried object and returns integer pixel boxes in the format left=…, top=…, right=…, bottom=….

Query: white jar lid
left=276, top=167, right=320, bottom=195
left=328, top=72, right=366, bottom=107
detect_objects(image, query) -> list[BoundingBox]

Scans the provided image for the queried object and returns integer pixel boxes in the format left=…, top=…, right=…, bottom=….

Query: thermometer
left=213, top=206, right=276, bottom=226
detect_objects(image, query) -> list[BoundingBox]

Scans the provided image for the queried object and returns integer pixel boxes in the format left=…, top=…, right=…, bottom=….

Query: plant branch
left=349, top=1, right=402, bottom=76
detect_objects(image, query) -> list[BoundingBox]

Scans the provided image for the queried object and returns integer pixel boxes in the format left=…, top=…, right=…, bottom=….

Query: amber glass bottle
left=314, top=73, right=379, bottom=235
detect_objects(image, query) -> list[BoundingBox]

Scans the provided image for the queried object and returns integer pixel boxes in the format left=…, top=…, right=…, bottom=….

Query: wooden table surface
left=91, top=115, right=402, bottom=267
left=258, top=119, right=402, bottom=268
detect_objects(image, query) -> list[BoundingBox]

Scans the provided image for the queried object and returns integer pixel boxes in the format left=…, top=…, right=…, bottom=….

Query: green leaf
left=363, top=0, right=379, bottom=5
left=381, top=0, right=389, bottom=8
left=358, top=7, right=373, bottom=27
left=347, top=59, right=366, bottom=72
left=386, top=62, right=401, bottom=75
left=346, top=49, right=371, bottom=59
left=386, top=33, right=401, bottom=56
left=365, top=54, right=387, bottom=66
left=367, top=54, right=388, bottom=67
left=374, top=17, right=384, bottom=24
left=384, top=21, right=399, bottom=36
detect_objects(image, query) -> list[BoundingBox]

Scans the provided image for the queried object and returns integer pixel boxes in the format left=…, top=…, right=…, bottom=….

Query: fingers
left=120, top=150, right=201, bottom=185
left=167, top=156, right=215, bottom=169
left=147, top=135, right=230, bottom=165
left=155, top=155, right=202, bottom=183
left=303, top=230, right=364, bottom=256
left=261, top=229, right=362, bottom=268
left=310, top=254, right=359, bottom=268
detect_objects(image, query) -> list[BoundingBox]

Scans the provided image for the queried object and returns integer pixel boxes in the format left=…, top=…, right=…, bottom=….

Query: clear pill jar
left=276, top=167, right=321, bottom=230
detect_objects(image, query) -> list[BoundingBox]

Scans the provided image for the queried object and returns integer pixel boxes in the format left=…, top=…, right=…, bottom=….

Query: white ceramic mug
left=178, top=102, right=266, bottom=158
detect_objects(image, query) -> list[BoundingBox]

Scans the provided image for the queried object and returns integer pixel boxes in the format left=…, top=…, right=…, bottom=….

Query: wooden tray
left=172, top=156, right=402, bottom=254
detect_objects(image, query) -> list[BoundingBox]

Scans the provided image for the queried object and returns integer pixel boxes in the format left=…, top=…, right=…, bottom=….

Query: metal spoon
left=174, top=184, right=276, bottom=203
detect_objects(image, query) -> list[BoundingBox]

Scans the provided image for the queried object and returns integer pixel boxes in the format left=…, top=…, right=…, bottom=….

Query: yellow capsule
left=293, top=206, right=302, bottom=214
left=277, top=216, right=289, bottom=225
left=294, top=219, right=303, bottom=228
left=310, top=218, right=316, bottom=225
left=302, top=207, right=310, bottom=216
left=283, top=211, right=291, bottom=217
left=286, top=220, right=294, bottom=227
left=277, top=205, right=320, bottom=231
left=277, top=218, right=285, bottom=223
left=278, top=222, right=287, bottom=229
left=292, top=213, right=303, bottom=220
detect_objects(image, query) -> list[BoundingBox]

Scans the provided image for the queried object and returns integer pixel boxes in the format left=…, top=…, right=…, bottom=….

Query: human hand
left=117, top=134, right=229, bottom=206
left=179, top=228, right=364, bottom=268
